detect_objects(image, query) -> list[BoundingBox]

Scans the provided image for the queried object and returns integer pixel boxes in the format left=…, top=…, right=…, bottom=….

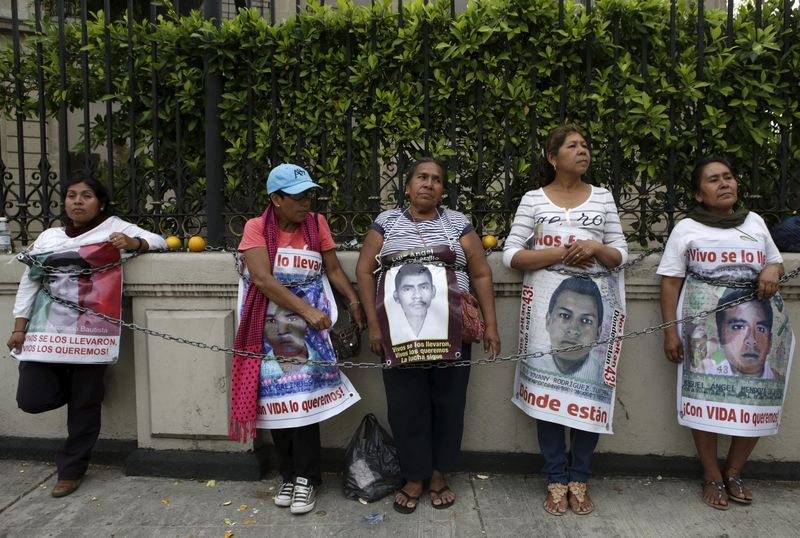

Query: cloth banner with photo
left=511, top=225, right=626, bottom=434
left=376, top=245, right=462, bottom=367
left=237, top=246, right=360, bottom=429
left=676, top=276, right=794, bottom=437
left=12, top=241, right=122, bottom=364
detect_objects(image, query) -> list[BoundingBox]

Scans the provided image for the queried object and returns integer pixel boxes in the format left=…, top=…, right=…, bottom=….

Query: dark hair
left=394, top=263, right=433, bottom=290
left=404, top=157, right=448, bottom=188
left=547, top=276, right=604, bottom=326
left=715, top=288, right=773, bottom=342
left=61, top=175, right=112, bottom=220
left=538, top=125, right=588, bottom=187
left=691, top=156, right=735, bottom=195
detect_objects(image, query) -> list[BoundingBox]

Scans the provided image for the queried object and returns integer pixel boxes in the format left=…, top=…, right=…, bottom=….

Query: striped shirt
left=502, top=186, right=628, bottom=268
left=373, top=207, right=474, bottom=290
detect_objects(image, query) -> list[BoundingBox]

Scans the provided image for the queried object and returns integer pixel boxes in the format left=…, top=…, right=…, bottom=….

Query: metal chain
left=16, top=249, right=147, bottom=276
left=36, top=267, right=797, bottom=370
left=684, top=265, right=800, bottom=289
left=544, top=247, right=664, bottom=278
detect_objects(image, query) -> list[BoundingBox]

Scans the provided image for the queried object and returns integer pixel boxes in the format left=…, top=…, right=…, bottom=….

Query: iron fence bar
left=126, top=0, right=138, bottom=215
left=345, top=17, right=354, bottom=216
left=610, top=14, right=621, bottom=202
left=80, top=0, right=92, bottom=175
left=749, top=0, right=763, bottom=197
left=665, top=0, right=677, bottom=232
left=149, top=2, right=161, bottom=208
left=396, top=0, right=405, bottom=208
left=103, top=0, right=115, bottom=199
left=502, top=36, right=511, bottom=227
left=638, top=34, right=650, bottom=245
left=447, top=0, right=457, bottom=207
left=204, top=0, right=224, bottom=245
left=11, top=0, right=29, bottom=243
left=695, top=0, right=705, bottom=152
left=34, top=0, right=54, bottom=226
left=369, top=0, right=381, bottom=214
left=173, top=0, right=185, bottom=227
left=724, top=0, right=735, bottom=161
left=777, top=0, right=792, bottom=210
left=422, top=0, right=430, bottom=153
left=528, top=29, right=538, bottom=189
left=558, top=0, right=565, bottom=123
left=57, top=0, right=69, bottom=188
left=294, top=0, right=304, bottom=162
left=475, top=84, right=484, bottom=211
left=583, top=0, right=593, bottom=135
left=269, top=0, right=277, bottom=167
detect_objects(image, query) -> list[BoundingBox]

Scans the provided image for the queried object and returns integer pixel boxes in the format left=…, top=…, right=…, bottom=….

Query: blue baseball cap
left=266, top=164, right=322, bottom=195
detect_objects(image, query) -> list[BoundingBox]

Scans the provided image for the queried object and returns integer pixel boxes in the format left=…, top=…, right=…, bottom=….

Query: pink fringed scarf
left=229, top=206, right=320, bottom=442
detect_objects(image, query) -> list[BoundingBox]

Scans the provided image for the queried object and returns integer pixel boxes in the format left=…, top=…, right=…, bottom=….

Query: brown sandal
left=725, top=475, right=753, bottom=504
left=702, top=480, right=729, bottom=511
left=543, top=483, right=568, bottom=516
left=567, top=481, right=594, bottom=515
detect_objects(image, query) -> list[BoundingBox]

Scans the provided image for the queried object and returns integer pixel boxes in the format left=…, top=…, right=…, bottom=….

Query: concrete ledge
left=0, top=436, right=136, bottom=468
left=126, top=446, right=271, bottom=481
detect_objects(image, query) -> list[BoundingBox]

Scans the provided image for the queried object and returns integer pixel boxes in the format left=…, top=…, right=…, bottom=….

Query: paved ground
left=0, top=459, right=797, bottom=537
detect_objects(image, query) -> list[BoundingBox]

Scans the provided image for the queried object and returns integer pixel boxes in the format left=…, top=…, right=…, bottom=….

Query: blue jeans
left=537, top=419, right=599, bottom=484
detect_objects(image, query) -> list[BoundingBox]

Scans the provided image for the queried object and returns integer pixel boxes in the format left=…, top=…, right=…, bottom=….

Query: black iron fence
left=0, top=0, right=798, bottom=248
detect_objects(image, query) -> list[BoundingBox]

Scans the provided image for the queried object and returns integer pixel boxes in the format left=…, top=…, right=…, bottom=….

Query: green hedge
left=1, top=0, right=798, bottom=241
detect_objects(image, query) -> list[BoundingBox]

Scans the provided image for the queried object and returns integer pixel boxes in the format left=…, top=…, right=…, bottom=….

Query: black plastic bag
left=771, top=215, right=800, bottom=252
left=342, top=413, right=403, bottom=502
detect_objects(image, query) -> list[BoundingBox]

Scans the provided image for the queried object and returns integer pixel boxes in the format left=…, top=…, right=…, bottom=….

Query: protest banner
left=512, top=225, right=625, bottom=434
left=13, top=242, right=122, bottom=364
left=376, top=245, right=462, bottom=367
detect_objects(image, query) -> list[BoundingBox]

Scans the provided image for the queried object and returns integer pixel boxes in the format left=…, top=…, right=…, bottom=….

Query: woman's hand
left=301, top=307, right=332, bottom=330
left=367, top=324, right=384, bottom=356
left=663, top=327, right=683, bottom=364
left=757, top=264, right=782, bottom=299
left=7, top=331, right=25, bottom=353
left=482, top=325, right=501, bottom=360
left=348, top=302, right=366, bottom=331
left=562, top=239, right=601, bottom=268
left=109, top=232, right=140, bottom=251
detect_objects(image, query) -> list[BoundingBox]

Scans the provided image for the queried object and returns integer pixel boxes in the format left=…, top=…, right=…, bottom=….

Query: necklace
left=408, top=209, right=428, bottom=247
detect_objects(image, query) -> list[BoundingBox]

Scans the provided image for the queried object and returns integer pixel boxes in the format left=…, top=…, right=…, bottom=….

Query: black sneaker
left=290, top=476, right=316, bottom=514
left=274, top=481, right=294, bottom=507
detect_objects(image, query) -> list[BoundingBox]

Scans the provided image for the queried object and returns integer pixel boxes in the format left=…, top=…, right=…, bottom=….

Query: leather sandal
left=725, top=475, right=753, bottom=504
left=52, top=478, right=82, bottom=498
left=543, top=483, right=568, bottom=516
left=702, top=480, right=729, bottom=510
left=567, top=481, right=594, bottom=515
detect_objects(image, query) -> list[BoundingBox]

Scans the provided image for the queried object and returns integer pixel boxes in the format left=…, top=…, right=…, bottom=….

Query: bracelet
left=348, top=301, right=361, bottom=308
left=12, top=330, right=25, bottom=334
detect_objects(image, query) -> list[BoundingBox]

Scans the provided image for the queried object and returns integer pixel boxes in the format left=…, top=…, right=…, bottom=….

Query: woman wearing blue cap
left=230, top=164, right=365, bottom=515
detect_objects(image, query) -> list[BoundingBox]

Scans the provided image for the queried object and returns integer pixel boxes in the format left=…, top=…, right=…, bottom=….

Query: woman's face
left=272, top=190, right=313, bottom=225
left=65, top=182, right=101, bottom=225
left=694, top=162, right=738, bottom=215
left=264, top=302, right=308, bottom=358
left=406, top=162, right=445, bottom=214
left=548, top=132, right=591, bottom=177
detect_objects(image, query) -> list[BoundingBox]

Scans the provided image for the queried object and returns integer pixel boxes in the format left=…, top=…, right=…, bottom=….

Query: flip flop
left=430, top=486, right=455, bottom=510
left=725, top=475, right=753, bottom=505
left=393, top=489, right=420, bottom=514
left=702, top=480, right=729, bottom=511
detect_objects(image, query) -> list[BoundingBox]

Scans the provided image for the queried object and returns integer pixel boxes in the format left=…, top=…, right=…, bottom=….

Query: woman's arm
left=243, top=247, right=331, bottom=330
left=757, top=263, right=783, bottom=299
left=114, top=219, right=168, bottom=251
left=660, top=276, right=685, bottom=363
left=461, top=230, right=501, bottom=359
left=355, top=229, right=384, bottom=356
left=322, top=249, right=365, bottom=329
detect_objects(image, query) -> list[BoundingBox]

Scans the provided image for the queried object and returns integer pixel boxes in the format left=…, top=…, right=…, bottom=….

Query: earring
left=274, top=204, right=281, bottom=208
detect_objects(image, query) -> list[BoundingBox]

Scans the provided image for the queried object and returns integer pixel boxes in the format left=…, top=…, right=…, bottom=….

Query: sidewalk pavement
left=0, top=459, right=797, bottom=538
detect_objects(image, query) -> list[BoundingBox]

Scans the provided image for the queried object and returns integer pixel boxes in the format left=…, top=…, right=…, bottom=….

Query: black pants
left=16, top=361, right=107, bottom=480
left=271, top=423, right=322, bottom=485
left=382, top=345, right=471, bottom=480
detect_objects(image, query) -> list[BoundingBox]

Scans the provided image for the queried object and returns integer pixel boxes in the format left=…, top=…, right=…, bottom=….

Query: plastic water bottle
left=0, top=217, right=12, bottom=254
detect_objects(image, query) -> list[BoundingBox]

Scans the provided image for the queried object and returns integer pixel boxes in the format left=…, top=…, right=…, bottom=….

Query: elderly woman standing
left=503, top=125, right=628, bottom=516
left=231, top=164, right=364, bottom=515
left=658, top=156, right=786, bottom=510
left=6, top=175, right=166, bottom=498
left=356, top=157, right=500, bottom=514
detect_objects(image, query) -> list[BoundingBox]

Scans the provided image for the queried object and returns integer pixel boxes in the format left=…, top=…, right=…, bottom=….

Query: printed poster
left=376, top=245, right=462, bottom=367
left=13, top=242, right=122, bottom=364
left=237, top=246, right=360, bottom=429
left=512, top=225, right=626, bottom=434
left=677, top=275, right=794, bottom=437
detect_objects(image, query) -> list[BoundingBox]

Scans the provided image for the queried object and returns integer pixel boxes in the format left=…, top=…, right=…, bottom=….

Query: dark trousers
left=537, top=419, right=599, bottom=484
left=382, top=345, right=471, bottom=480
left=271, top=423, right=321, bottom=485
left=16, top=361, right=107, bottom=480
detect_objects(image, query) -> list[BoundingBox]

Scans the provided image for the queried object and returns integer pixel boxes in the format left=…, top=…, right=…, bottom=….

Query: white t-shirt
left=657, top=212, right=782, bottom=279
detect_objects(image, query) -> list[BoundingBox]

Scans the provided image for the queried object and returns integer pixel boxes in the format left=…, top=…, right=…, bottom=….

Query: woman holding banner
left=658, top=156, right=790, bottom=510
left=6, top=175, right=166, bottom=498
left=503, top=125, right=628, bottom=516
left=356, top=157, right=500, bottom=514
left=230, top=164, right=364, bottom=515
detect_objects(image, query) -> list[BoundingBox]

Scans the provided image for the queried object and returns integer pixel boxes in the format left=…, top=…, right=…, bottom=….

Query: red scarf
left=229, top=206, right=321, bottom=441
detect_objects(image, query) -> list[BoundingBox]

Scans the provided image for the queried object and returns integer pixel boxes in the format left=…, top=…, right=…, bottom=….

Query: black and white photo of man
left=388, top=263, right=447, bottom=343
